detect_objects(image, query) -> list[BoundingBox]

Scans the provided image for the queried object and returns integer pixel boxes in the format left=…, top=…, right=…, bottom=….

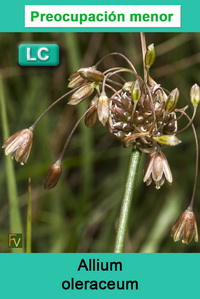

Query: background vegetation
left=0, top=32, right=200, bottom=253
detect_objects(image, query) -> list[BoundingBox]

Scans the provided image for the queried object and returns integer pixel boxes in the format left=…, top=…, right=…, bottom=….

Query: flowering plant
left=2, top=33, right=199, bottom=250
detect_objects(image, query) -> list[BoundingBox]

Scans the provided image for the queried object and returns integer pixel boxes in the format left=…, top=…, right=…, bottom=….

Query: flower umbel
left=143, top=151, right=173, bottom=189
left=2, top=128, right=33, bottom=165
left=171, top=209, right=198, bottom=244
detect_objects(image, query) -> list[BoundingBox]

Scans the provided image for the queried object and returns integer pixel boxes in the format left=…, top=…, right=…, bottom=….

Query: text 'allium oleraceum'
left=171, top=209, right=198, bottom=244
left=2, top=37, right=199, bottom=245
left=2, top=128, right=33, bottom=165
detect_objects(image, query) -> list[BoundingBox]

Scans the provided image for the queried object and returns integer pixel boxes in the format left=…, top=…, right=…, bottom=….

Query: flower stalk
left=114, top=148, right=141, bottom=253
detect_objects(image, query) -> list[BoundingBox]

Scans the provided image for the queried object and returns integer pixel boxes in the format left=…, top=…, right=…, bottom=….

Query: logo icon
left=8, top=233, right=23, bottom=248
left=18, top=44, right=60, bottom=66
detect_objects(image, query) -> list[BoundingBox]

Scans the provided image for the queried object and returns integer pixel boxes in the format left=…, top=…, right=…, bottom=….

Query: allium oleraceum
left=171, top=209, right=198, bottom=244
left=2, top=38, right=200, bottom=244
left=2, top=128, right=33, bottom=165
left=143, top=151, right=172, bottom=190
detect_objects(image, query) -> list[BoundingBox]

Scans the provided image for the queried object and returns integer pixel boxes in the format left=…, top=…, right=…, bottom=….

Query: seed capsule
left=165, top=88, right=179, bottom=114
left=78, top=67, right=104, bottom=82
left=68, top=83, right=95, bottom=105
left=190, top=83, right=200, bottom=108
left=145, top=44, right=155, bottom=68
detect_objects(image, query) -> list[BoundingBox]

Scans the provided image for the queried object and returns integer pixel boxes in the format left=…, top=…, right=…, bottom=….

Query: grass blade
left=0, top=76, right=24, bottom=253
left=26, top=178, right=32, bottom=253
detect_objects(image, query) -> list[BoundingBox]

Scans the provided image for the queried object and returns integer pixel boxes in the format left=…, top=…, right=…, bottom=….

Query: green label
left=18, top=44, right=60, bottom=66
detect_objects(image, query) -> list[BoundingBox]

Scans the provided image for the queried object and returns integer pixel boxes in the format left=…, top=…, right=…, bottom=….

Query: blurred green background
left=0, top=32, right=200, bottom=253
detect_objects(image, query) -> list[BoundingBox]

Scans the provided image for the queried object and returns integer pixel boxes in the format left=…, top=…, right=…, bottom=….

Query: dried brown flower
left=85, top=97, right=98, bottom=128
left=171, top=209, right=198, bottom=244
left=78, top=67, right=104, bottom=82
left=68, top=83, right=95, bottom=105
left=68, top=71, right=88, bottom=89
left=97, top=93, right=110, bottom=126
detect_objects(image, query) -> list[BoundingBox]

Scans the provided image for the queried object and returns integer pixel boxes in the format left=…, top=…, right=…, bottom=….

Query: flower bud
left=44, top=161, right=62, bottom=190
left=190, top=83, right=200, bottom=108
left=97, top=93, right=110, bottom=126
left=122, top=81, right=134, bottom=92
left=78, top=67, right=104, bottom=82
left=145, top=44, right=155, bottom=68
left=68, top=83, right=95, bottom=105
left=2, top=128, right=33, bottom=165
left=85, top=97, right=98, bottom=128
left=153, top=135, right=181, bottom=147
left=130, top=80, right=141, bottom=102
left=171, top=209, right=198, bottom=244
left=68, top=72, right=88, bottom=89
left=165, top=88, right=179, bottom=114
left=154, top=89, right=165, bottom=103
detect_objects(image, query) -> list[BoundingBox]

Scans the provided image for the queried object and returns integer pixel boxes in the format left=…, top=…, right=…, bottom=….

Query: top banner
left=25, top=5, right=181, bottom=28
left=0, top=0, right=199, bottom=32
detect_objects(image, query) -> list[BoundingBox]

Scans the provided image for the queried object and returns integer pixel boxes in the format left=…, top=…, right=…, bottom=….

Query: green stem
left=114, top=148, right=141, bottom=253
left=26, top=178, right=32, bottom=253
left=0, top=76, right=24, bottom=253
left=64, top=33, right=93, bottom=211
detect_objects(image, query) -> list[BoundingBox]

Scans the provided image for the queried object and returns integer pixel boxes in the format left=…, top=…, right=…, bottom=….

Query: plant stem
left=65, top=32, right=93, bottom=207
left=0, top=76, right=24, bottom=253
left=26, top=178, right=32, bottom=253
left=57, top=104, right=95, bottom=162
left=140, top=33, right=148, bottom=83
left=114, top=148, right=141, bottom=253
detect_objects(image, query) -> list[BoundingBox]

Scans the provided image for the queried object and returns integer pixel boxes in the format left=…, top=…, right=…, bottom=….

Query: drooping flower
left=97, top=92, right=110, bottom=126
left=68, top=71, right=88, bottom=89
left=68, top=83, right=95, bottom=105
left=2, top=128, right=33, bottom=165
left=171, top=209, right=198, bottom=244
left=143, top=151, right=172, bottom=189
left=44, top=161, right=62, bottom=190
left=78, top=67, right=104, bottom=82
left=84, top=96, right=98, bottom=128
